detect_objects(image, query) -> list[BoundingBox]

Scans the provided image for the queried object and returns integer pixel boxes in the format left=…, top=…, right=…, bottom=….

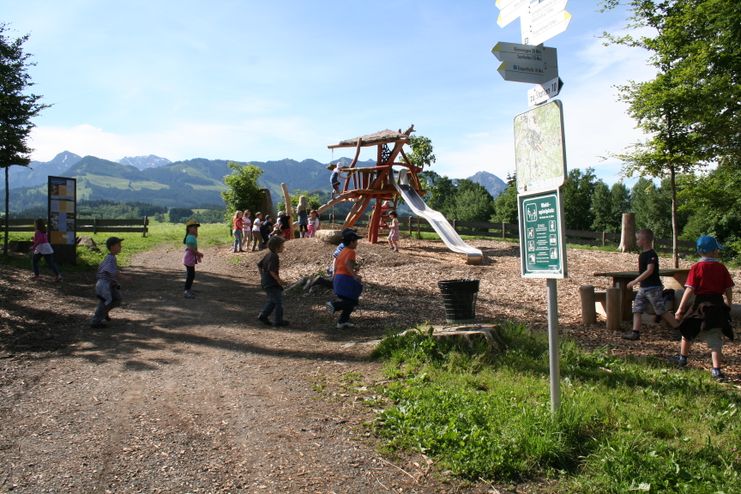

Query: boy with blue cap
left=674, top=235, right=735, bottom=381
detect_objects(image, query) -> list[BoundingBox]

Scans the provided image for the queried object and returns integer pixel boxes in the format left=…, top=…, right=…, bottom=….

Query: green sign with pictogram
left=518, top=190, right=567, bottom=278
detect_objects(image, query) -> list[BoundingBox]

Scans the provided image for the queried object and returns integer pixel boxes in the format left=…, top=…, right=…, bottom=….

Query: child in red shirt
left=675, top=235, right=735, bottom=381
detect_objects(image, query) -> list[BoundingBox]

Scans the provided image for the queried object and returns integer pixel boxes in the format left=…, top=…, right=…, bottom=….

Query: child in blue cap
left=674, top=235, right=735, bottom=381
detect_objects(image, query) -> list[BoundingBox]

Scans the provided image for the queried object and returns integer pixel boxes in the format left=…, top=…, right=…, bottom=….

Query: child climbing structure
left=317, top=125, right=484, bottom=264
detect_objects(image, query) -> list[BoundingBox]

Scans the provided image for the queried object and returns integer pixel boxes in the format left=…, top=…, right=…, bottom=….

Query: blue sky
left=2, top=0, right=649, bottom=184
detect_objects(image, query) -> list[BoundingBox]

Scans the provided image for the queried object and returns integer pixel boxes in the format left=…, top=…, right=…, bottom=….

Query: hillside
left=2, top=152, right=505, bottom=212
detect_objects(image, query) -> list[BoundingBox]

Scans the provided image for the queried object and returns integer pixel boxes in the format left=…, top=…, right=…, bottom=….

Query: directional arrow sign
left=496, top=45, right=558, bottom=85
left=528, top=77, right=564, bottom=106
left=521, top=0, right=572, bottom=46
left=492, top=41, right=545, bottom=64
left=496, top=0, right=530, bottom=28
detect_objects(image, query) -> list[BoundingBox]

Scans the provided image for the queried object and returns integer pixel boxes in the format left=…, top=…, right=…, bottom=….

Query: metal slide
left=393, top=176, right=484, bottom=262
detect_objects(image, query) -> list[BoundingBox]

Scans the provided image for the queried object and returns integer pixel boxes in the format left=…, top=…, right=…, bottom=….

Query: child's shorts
left=687, top=327, right=724, bottom=352
left=632, top=286, right=666, bottom=315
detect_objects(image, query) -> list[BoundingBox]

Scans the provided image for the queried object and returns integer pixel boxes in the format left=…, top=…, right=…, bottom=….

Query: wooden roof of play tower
left=327, top=127, right=412, bottom=150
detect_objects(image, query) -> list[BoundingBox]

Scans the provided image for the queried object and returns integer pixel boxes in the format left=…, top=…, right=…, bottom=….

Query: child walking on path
left=232, top=211, right=244, bottom=252
left=91, top=237, right=123, bottom=328
left=622, top=228, right=677, bottom=340
left=257, top=236, right=289, bottom=327
left=326, top=229, right=363, bottom=329
left=183, top=220, right=204, bottom=299
left=30, top=218, right=62, bottom=282
left=674, top=235, right=735, bottom=381
left=387, top=211, right=400, bottom=252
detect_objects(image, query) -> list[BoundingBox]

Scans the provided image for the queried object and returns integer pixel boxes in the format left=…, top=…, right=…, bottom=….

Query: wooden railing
left=3, top=217, right=149, bottom=237
left=319, top=214, right=695, bottom=252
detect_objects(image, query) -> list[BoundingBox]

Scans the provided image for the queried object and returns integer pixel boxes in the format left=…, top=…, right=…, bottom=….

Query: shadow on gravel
left=0, top=263, right=457, bottom=367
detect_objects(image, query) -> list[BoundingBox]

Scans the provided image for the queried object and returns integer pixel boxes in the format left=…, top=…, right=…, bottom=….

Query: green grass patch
left=1, top=220, right=230, bottom=271
left=371, top=323, right=740, bottom=492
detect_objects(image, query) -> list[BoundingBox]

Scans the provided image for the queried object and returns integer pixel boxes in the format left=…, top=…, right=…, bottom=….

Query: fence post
left=143, top=216, right=149, bottom=237
left=408, top=216, right=412, bottom=236
left=93, top=217, right=97, bottom=235
left=601, top=231, right=606, bottom=246
left=416, top=217, right=421, bottom=239
left=502, top=222, right=506, bottom=239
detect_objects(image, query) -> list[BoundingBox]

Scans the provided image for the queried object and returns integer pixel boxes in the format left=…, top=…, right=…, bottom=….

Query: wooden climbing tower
left=317, top=125, right=425, bottom=243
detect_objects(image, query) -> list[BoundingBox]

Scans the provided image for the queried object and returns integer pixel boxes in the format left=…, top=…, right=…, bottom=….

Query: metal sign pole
left=547, top=278, right=560, bottom=412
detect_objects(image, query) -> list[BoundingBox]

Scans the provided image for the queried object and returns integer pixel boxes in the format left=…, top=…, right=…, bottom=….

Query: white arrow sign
left=521, top=0, right=571, bottom=46
left=528, top=77, right=564, bottom=105
left=496, top=0, right=530, bottom=28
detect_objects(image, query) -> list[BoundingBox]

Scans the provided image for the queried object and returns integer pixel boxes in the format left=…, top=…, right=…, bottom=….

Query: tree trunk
left=618, top=212, right=636, bottom=252
left=3, top=167, right=9, bottom=257
left=670, top=165, right=679, bottom=268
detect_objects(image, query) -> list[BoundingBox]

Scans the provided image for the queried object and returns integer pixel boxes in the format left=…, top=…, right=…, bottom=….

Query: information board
left=48, top=176, right=77, bottom=264
left=518, top=190, right=567, bottom=278
left=514, top=100, right=566, bottom=193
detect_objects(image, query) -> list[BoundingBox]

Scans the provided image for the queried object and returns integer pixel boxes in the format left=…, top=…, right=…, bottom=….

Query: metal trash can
left=438, top=279, right=480, bottom=324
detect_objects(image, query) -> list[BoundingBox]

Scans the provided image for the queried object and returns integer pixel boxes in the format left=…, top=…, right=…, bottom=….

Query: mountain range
left=2, top=152, right=506, bottom=212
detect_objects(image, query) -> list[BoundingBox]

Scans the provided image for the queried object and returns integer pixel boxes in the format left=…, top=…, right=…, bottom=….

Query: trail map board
left=514, top=100, right=566, bottom=194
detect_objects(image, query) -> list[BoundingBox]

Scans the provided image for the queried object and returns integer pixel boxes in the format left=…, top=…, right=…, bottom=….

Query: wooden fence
left=3, top=217, right=149, bottom=237
left=320, top=214, right=695, bottom=253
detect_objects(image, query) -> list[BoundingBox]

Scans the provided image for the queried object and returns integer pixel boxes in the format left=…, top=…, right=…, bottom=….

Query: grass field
left=1, top=220, right=230, bottom=270
left=371, top=324, right=740, bottom=493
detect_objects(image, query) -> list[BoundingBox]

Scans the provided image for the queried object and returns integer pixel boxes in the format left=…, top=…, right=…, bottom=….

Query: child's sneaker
left=711, top=368, right=726, bottom=381
left=257, top=314, right=272, bottom=326
left=674, top=354, right=688, bottom=367
left=621, top=330, right=640, bottom=340
left=54, top=275, right=63, bottom=283
left=336, top=322, right=355, bottom=330
left=325, top=301, right=335, bottom=315
left=184, top=290, right=195, bottom=299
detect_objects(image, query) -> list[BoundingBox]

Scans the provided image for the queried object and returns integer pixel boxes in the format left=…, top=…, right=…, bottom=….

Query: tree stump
left=606, top=287, right=622, bottom=331
left=618, top=213, right=636, bottom=252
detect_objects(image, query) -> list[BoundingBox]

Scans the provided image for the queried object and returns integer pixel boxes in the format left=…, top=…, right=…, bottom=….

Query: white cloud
left=30, top=116, right=324, bottom=163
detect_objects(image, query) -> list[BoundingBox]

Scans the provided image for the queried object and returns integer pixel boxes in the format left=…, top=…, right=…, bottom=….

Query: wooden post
left=601, top=231, right=606, bottom=246
left=579, top=285, right=596, bottom=324
left=606, top=287, right=621, bottom=331
left=416, top=217, right=421, bottom=239
left=143, top=216, right=148, bottom=237
left=618, top=213, right=636, bottom=252
left=93, top=217, right=97, bottom=235
left=408, top=216, right=412, bottom=236
left=502, top=222, right=506, bottom=239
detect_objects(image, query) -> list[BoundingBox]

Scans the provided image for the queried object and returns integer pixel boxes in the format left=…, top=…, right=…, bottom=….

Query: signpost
left=494, top=0, right=572, bottom=414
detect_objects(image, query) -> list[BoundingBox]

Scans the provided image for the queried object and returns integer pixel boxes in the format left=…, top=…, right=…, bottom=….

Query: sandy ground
left=1, top=236, right=739, bottom=493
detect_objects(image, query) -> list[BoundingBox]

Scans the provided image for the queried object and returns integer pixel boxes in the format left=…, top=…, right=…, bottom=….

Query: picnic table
left=592, top=269, right=689, bottom=322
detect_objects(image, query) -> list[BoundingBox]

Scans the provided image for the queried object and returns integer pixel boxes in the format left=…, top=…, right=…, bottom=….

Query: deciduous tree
left=1, top=24, right=49, bottom=256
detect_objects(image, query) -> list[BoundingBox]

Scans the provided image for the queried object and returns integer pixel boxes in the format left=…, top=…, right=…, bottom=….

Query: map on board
left=513, top=100, right=566, bottom=193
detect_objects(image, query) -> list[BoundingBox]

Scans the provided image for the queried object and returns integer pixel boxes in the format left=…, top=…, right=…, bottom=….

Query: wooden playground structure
left=317, top=125, right=424, bottom=244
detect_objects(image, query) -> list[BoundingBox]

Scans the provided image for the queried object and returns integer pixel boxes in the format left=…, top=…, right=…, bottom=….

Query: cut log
left=579, top=285, right=596, bottom=324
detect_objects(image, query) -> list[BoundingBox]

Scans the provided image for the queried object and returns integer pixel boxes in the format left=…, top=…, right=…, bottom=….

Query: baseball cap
left=342, top=229, right=361, bottom=244
left=696, top=235, right=722, bottom=254
left=106, top=237, right=124, bottom=249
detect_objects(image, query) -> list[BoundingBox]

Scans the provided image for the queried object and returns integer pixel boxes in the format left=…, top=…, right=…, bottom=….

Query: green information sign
left=518, top=190, right=567, bottom=278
